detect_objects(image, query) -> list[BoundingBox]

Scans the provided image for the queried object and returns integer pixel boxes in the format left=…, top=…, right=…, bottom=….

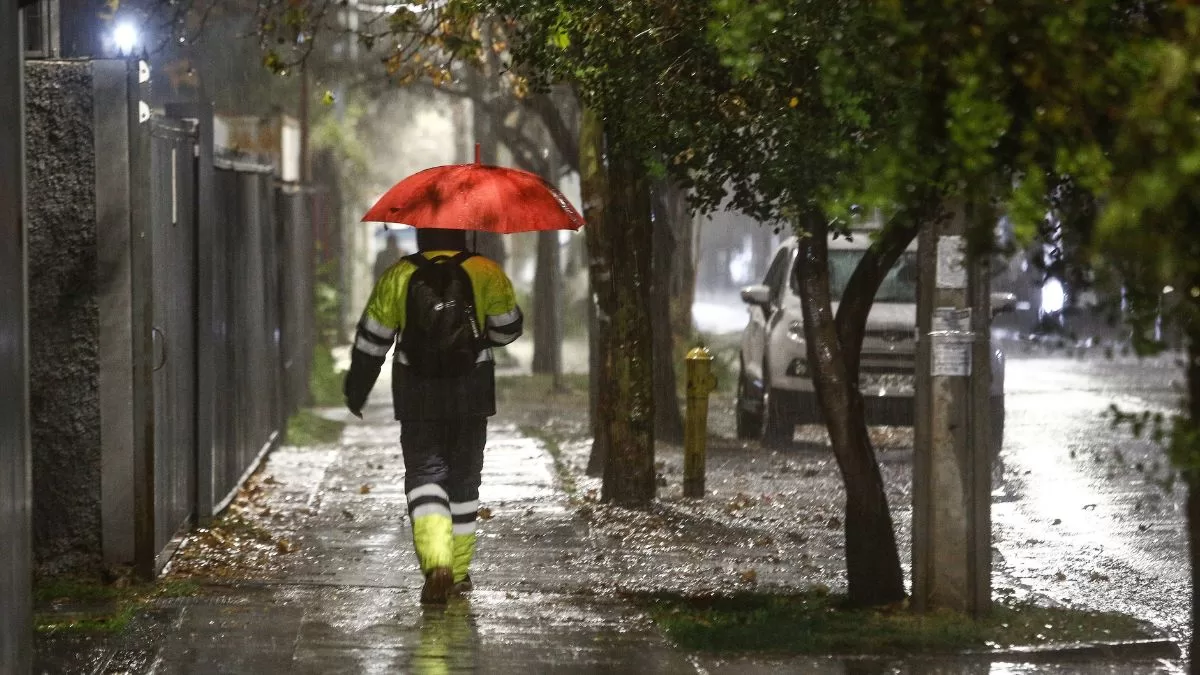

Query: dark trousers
left=400, top=417, right=487, bottom=506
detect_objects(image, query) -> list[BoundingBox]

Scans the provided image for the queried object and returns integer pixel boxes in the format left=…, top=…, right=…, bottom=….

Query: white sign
left=932, top=307, right=971, bottom=333
left=931, top=307, right=973, bottom=377
left=936, top=235, right=967, bottom=289
left=932, top=336, right=972, bottom=377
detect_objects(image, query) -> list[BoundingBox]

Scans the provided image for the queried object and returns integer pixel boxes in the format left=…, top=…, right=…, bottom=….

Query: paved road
left=994, top=350, right=1190, bottom=660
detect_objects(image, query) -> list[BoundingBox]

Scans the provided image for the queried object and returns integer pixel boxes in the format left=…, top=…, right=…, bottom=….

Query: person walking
left=373, top=232, right=407, bottom=282
left=343, top=227, right=523, bottom=604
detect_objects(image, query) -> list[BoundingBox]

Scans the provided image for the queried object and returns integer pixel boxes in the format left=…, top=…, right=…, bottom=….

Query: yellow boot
left=451, top=533, right=476, bottom=594
left=412, top=513, right=453, bottom=604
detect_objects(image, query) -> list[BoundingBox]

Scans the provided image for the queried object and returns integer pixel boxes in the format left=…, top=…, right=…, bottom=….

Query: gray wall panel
left=94, top=61, right=135, bottom=565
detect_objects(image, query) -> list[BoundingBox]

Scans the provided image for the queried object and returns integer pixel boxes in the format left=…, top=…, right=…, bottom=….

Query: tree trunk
left=796, top=214, right=905, bottom=608
left=581, top=108, right=611, bottom=478
left=532, top=230, right=564, bottom=389
left=471, top=29, right=507, bottom=270
left=599, top=146, right=656, bottom=504
left=651, top=181, right=685, bottom=444
left=666, top=186, right=695, bottom=343
left=835, top=216, right=922, bottom=380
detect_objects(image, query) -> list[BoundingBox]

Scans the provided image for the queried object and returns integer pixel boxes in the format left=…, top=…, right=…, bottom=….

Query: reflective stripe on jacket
left=343, top=250, right=523, bottom=420
left=354, top=250, right=523, bottom=363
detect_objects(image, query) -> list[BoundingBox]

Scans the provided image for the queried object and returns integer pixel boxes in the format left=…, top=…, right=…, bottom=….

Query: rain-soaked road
left=993, top=350, right=1190, bottom=658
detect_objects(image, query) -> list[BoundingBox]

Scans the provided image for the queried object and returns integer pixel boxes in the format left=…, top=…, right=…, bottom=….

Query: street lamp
left=112, top=20, right=139, bottom=55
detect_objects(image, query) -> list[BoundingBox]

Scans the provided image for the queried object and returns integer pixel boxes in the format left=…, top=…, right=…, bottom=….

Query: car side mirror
left=740, top=285, right=771, bottom=307
left=991, top=292, right=1017, bottom=316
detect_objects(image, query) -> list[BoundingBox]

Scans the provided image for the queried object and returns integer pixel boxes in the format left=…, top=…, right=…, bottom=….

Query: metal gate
left=149, top=118, right=199, bottom=560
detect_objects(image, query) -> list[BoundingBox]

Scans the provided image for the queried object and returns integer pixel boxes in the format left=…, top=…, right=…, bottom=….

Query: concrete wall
left=25, top=60, right=104, bottom=576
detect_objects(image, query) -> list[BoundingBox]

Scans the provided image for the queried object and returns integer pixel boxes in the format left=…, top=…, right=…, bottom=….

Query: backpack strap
left=405, top=251, right=475, bottom=267
left=404, top=253, right=430, bottom=268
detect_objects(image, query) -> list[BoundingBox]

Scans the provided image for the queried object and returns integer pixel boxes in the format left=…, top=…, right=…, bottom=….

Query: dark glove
left=344, top=348, right=384, bottom=419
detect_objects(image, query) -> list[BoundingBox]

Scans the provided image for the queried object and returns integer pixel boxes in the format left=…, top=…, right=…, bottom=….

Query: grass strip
left=646, top=589, right=1153, bottom=655
left=309, top=345, right=344, bottom=407
left=35, top=578, right=201, bottom=634
left=286, top=409, right=345, bottom=446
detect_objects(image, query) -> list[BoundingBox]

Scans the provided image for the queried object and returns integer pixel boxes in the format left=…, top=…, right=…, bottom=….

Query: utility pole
left=913, top=200, right=993, bottom=617
left=0, top=0, right=32, bottom=669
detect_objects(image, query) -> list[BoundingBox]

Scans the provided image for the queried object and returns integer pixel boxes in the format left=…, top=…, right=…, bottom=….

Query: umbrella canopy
left=361, top=149, right=585, bottom=233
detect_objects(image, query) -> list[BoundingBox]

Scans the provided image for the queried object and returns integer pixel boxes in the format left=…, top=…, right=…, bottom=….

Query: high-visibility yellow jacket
left=344, top=250, right=523, bottom=419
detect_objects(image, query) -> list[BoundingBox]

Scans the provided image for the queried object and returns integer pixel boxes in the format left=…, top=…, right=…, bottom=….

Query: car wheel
left=990, top=395, right=1005, bottom=458
left=761, top=388, right=794, bottom=447
left=736, top=365, right=763, bottom=441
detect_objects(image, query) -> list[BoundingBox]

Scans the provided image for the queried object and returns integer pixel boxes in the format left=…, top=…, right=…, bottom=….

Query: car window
left=761, top=248, right=791, bottom=303
left=789, top=249, right=919, bottom=303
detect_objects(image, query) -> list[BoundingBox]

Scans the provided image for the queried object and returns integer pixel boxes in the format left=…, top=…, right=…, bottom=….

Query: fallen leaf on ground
left=478, top=507, right=493, bottom=520
left=359, top=484, right=372, bottom=494
left=276, top=539, right=297, bottom=554
left=740, top=569, right=758, bottom=584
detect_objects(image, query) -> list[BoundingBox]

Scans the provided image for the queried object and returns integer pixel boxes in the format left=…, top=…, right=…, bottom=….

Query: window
left=799, top=250, right=918, bottom=303
left=761, top=247, right=793, bottom=307
left=21, top=0, right=54, bottom=58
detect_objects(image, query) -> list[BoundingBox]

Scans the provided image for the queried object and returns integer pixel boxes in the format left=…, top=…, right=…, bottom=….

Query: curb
left=975, top=638, right=1180, bottom=662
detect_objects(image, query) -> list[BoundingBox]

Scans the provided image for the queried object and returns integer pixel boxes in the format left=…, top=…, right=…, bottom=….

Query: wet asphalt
left=34, top=344, right=1193, bottom=674
left=992, top=348, right=1190, bottom=662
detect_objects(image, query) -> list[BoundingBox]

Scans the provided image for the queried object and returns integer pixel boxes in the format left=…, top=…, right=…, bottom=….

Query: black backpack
left=399, top=251, right=482, bottom=378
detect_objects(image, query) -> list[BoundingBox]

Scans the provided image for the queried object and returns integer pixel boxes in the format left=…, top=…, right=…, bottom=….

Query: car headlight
left=787, top=320, right=805, bottom=343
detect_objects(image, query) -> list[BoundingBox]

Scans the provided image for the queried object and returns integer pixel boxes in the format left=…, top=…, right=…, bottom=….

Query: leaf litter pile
left=166, top=469, right=303, bottom=580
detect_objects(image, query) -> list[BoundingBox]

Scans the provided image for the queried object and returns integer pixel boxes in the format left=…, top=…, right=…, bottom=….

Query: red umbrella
left=361, top=146, right=585, bottom=233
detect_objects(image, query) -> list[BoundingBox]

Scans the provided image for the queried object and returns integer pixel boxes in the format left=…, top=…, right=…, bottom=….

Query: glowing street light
left=112, top=20, right=139, bottom=55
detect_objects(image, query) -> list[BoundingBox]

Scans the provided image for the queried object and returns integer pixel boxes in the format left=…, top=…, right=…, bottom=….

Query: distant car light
left=1040, top=278, right=1065, bottom=315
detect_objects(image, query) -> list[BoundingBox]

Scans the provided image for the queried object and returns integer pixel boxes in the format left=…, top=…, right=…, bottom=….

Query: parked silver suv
left=737, top=234, right=1008, bottom=448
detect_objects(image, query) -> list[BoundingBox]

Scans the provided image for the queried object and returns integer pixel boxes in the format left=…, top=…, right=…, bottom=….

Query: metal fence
left=204, top=163, right=280, bottom=518
left=141, top=108, right=323, bottom=565
left=0, top=0, right=31, bottom=669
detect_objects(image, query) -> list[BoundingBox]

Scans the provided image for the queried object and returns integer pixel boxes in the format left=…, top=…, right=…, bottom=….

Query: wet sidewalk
left=124, top=399, right=696, bottom=674
left=39, top=366, right=1184, bottom=674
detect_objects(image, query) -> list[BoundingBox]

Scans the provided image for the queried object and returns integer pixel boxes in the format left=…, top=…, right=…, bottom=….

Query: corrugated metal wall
left=0, top=0, right=32, bottom=668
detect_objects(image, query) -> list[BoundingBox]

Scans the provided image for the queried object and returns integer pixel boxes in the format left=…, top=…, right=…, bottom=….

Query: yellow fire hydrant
left=684, top=346, right=718, bottom=498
